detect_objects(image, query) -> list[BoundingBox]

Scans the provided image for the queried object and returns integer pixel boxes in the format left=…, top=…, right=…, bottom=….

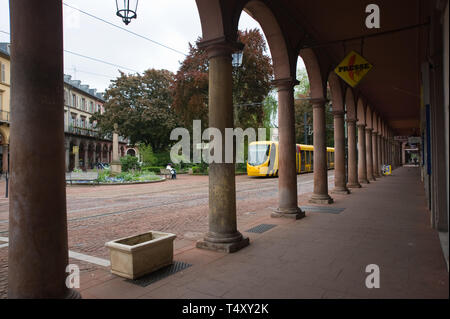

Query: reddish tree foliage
left=172, top=29, right=273, bottom=131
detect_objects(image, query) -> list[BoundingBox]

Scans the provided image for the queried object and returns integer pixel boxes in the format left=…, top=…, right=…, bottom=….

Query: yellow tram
left=247, top=141, right=335, bottom=177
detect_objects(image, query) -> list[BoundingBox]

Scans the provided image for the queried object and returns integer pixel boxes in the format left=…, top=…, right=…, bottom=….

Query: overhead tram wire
left=0, top=30, right=139, bottom=73
left=62, top=2, right=187, bottom=57
left=64, top=67, right=117, bottom=79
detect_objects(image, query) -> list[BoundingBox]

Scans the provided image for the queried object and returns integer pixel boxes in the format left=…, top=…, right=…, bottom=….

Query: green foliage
left=120, top=155, right=140, bottom=172
left=262, top=91, right=278, bottom=129
left=141, top=166, right=163, bottom=174
left=295, top=67, right=311, bottom=97
left=139, top=143, right=157, bottom=166
left=92, top=69, right=179, bottom=152
left=96, top=170, right=159, bottom=183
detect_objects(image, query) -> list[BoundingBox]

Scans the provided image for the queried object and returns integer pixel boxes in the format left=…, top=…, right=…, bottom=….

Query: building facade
left=0, top=43, right=10, bottom=174
left=63, top=75, right=129, bottom=172
left=1, top=42, right=132, bottom=173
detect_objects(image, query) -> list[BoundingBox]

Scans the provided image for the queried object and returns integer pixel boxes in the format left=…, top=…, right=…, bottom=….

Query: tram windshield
left=248, top=144, right=270, bottom=166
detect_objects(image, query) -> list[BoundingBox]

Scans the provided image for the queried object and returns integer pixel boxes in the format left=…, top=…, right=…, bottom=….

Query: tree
left=172, top=29, right=274, bottom=132
left=233, top=29, right=273, bottom=130
left=294, top=66, right=334, bottom=147
left=92, top=69, right=178, bottom=152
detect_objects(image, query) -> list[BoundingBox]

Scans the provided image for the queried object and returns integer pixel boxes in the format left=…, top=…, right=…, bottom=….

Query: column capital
left=365, top=127, right=373, bottom=132
left=345, top=118, right=357, bottom=124
left=197, top=36, right=243, bottom=59
left=311, top=97, right=328, bottom=107
left=357, top=123, right=366, bottom=128
left=271, top=77, right=299, bottom=91
left=332, top=110, right=345, bottom=118
left=372, top=131, right=378, bottom=136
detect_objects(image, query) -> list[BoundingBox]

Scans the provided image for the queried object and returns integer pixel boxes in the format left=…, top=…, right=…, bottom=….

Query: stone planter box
left=105, top=231, right=176, bottom=280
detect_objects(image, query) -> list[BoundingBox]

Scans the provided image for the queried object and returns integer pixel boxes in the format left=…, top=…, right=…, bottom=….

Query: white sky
left=0, top=0, right=304, bottom=93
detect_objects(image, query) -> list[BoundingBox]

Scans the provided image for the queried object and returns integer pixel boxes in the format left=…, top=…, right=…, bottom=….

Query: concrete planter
left=105, top=231, right=176, bottom=280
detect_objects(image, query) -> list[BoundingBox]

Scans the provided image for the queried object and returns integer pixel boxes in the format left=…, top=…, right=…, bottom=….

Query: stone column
left=111, top=124, right=122, bottom=173
left=366, top=128, right=375, bottom=181
left=332, top=111, right=350, bottom=194
left=74, top=141, right=80, bottom=169
left=357, top=124, right=369, bottom=184
left=372, top=131, right=380, bottom=177
left=92, top=144, right=97, bottom=166
left=2, top=144, right=8, bottom=174
left=65, top=141, right=70, bottom=172
left=310, top=99, right=333, bottom=204
left=83, top=144, right=88, bottom=171
left=272, top=78, right=304, bottom=219
left=8, top=0, right=79, bottom=299
left=196, top=40, right=249, bottom=253
left=346, top=119, right=361, bottom=188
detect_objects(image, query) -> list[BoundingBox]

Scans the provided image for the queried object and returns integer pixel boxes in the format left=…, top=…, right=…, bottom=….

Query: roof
left=0, top=43, right=10, bottom=58
left=64, top=74, right=105, bottom=102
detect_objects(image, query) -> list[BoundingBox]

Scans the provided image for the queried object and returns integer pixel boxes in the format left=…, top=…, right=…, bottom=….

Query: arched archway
left=195, top=0, right=304, bottom=251
left=127, top=148, right=136, bottom=157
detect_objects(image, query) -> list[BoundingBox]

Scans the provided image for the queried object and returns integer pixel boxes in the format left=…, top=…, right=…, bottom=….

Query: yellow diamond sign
left=334, top=50, right=373, bottom=87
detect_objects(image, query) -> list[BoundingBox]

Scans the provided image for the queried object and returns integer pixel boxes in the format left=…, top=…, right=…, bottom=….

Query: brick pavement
left=0, top=171, right=326, bottom=298
left=0, top=168, right=448, bottom=298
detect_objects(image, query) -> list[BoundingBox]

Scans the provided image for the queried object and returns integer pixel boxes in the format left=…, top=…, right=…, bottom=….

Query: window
left=0, top=63, right=5, bottom=83
left=0, top=92, right=3, bottom=110
left=81, top=98, right=86, bottom=111
left=72, top=94, right=77, bottom=107
left=80, top=116, right=86, bottom=128
left=89, top=101, right=94, bottom=113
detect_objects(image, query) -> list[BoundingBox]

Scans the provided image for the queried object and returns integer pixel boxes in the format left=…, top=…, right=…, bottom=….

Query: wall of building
left=443, top=2, right=449, bottom=236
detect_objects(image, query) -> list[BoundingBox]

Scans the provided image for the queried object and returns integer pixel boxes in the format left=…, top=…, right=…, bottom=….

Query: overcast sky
left=0, top=0, right=284, bottom=92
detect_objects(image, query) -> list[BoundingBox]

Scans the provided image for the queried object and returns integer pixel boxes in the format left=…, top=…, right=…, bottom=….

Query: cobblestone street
left=0, top=172, right=332, bottom=298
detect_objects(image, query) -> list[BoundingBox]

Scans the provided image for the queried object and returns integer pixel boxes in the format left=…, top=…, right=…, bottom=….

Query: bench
left=160, top=168, right=172, bottom=179
left=66, top=171, right=99, bottom=185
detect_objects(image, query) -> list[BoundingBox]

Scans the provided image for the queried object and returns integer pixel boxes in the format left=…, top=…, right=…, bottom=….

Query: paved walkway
left=76, top=167, right=448, bottom=299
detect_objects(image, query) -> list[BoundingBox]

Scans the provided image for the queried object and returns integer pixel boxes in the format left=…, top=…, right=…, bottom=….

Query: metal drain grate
left=300, top=206, right=345, bottom=214
left=245, top=224, right=277, bottom=234
left=125, top=261, right=192, bottom=287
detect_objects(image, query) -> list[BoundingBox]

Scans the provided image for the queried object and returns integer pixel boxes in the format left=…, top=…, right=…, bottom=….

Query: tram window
left=301, top=151, right=306, bottom=164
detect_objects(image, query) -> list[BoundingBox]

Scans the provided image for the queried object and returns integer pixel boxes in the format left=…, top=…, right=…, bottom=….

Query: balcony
left=0, top=110, right=10, bottom=123
left=65, top=124, right=130, bottom=144
left=66, top=125, right=99, bottom=138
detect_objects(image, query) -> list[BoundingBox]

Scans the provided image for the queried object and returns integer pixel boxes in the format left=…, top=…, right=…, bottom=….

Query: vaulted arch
left=328, top=72, right=344, bottom=112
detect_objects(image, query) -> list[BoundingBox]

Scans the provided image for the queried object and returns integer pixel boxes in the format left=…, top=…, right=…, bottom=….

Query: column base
left=309, top=194, right=334, bottom=204
left=359, top=179, right=370, bottom=184
left=368, top=176, right=376, bottom=181
left=347, top=182, right=361, bottom=189
left=111, top=162, right=122, bottom=174
left=271, top=207, right=305, bottom=219
left=196, top=232, right=249, bottom=253
left=332, top=187, right=350, bottom=195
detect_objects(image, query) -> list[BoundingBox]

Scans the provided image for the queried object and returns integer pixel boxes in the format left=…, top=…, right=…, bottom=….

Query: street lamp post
left=116, top=0, right=139, bottom=25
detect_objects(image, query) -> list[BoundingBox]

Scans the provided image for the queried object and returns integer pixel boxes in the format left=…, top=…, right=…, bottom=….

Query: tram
left=247, top=141, right=335, bottom=177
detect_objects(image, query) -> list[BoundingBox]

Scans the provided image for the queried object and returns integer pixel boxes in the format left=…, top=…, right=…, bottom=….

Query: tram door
left=300, top=150, right=306, bottom=172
